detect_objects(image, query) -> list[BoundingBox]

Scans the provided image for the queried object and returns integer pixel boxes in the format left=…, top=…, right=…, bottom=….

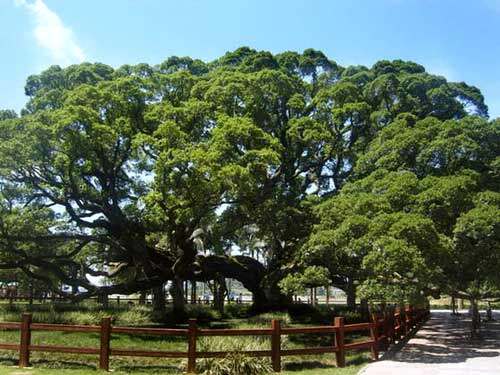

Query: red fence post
left=19, top=313, right=32, bottom=367
left=392, top=308, right=396, bottom=339
left=370, top=314, right=379, bottom=360
left=334, top=317, right=345, bottom=367
left=410, top=306, right=414, bottom=330
left=99, top=317, right=111, bottom=371
left=271, top=319, right=281, bottom=372
left=401, top=307, right=407, bottom=337
left=404, top=305, right=411, bottom=334
left=187, top=319, right=197, bottom=374
left=390, top=309, right=396, bottom=343
left=383, top=311, right=390, bottom=349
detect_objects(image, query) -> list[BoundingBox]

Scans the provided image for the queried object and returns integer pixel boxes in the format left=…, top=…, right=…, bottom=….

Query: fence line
left=0, top=295, right=255, bottom=306
left=0, top=306, right=429, bottom=373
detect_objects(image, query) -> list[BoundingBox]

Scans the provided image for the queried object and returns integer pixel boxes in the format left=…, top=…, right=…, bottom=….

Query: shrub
left=115, top=306, right=152, bottom=326
left=342, top=310, right=363, bottom=324
left=196, top=337, right=272, bottom=375
left=186, top=304, right=221, bottom=322
left=223, top=303, right=251, bottom=319
left=247, top=312, right=290, bottom=326
left=197, top=353, right=272, bottom=375
left=288, top=303, right=366, bottom=324
left=288, top=303, right=326, bottom=324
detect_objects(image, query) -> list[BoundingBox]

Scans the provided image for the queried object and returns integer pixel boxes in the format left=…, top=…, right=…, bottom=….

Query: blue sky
left=1, top=0, right=500, bottom=118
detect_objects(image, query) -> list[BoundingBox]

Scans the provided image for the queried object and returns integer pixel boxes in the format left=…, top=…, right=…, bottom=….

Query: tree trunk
left=451, top=296, right=457, bottom=315
left=139, top=290, right=146, bottom=305
left=470, top=299, right=480, bottom=339
left=152, top=284, right=166, bottom=315
left=346, top=278, right=356, bottom=310
left=170, top=277, right=186, bottom=320
left=255, top=270, right=292, bottom=311
left=250, top=288, right=268, bottom=312
left=100, top=293, right=109, bottom=309
left=213, top=277, right=226, bottom=315
left=360, top=298, right=369, bottom=321
left=184, top=281, right=189, bottom=302
left=28, top=282, right=34, bottom=307
left=191, top=281, right=197, bottom=304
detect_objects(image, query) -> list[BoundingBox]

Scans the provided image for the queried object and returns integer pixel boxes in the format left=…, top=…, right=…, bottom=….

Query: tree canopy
left=0, top=47, right=496, bottom=317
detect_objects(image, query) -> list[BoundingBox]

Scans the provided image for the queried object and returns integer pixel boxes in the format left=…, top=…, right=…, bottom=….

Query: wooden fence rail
left=0, top=306, right=429, bottom=373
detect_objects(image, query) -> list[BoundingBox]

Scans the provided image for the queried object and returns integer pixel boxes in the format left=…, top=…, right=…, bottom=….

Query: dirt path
left=359, top=310, right=500, bottom=375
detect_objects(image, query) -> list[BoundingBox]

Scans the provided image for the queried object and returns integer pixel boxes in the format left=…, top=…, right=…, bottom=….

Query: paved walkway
left=360, top=310, right=500, bottom=375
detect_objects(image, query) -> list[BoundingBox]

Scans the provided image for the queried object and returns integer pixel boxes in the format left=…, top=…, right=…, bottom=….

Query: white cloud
left=15, top=0, right=85, bottom=65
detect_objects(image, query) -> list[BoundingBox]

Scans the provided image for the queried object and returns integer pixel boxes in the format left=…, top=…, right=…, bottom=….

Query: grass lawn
left=0, top=303, right=371, bottom=374
left=0, top=364, right=366, bottom=375
left=0, top=348, right=369, bottom=374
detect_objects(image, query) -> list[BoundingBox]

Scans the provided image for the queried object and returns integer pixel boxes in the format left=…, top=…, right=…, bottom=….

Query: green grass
left=0, top=364, right=365, bottom=374
left=0, top=302, right=370, bottom=374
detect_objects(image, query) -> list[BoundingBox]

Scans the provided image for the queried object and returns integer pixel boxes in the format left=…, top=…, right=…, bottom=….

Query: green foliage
left=0, top=109, right=17, bottom=121
left=287, top=304, right=364, bottom=325
left=197, top=338, right=272, bottom=375
left=303, top=114, right=500, bottom=305
left=279, top=266, right=330, bottom=296
left=197, top=353, right=272, bottom=375
left=451, top=195, right=500, bottom=297
left=0, top=48, right=494, bottom=314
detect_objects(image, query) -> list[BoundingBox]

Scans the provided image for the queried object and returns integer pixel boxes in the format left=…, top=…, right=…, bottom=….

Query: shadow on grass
left=283, top=360, right=336, bottom=371
left=110, top=333, right=187, bottom=344
left=0, top=355, right=182, bottom=373
left=113, top=364, right=181, bottom=373
left=282, top=352, right=370, bottom=372
left=0, top=357, right=97, bottom=371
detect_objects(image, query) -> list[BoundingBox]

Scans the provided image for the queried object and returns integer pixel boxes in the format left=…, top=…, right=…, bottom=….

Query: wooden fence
left=0, top=295, right=254, bottom=306
left=0, top=306, right=429, bottom=373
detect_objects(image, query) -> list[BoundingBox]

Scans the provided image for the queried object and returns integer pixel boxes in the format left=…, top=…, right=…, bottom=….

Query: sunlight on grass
left=0, top=303, right=371, bottom=374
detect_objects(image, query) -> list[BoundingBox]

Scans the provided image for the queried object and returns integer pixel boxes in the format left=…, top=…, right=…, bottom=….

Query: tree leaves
left=0, top=48, right=495, bottom=307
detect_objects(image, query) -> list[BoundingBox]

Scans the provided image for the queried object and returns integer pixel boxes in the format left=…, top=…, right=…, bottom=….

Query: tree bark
left=346, top=278, right=356, bottom=310
left=213, top=276, right=226, bottom=315
left=152, top=284, right=166, bottom=315
left=190, top=281, right=197, bottom=304
left=470, top=298, right=480, bottom=338
left=250, top=288, right=268, bottom=311
left=184, top=281, right=189, bottom=302
left=139, top=290, right=146, bottom=305
left=197, top=254, right=286, bottom=312
left=170, top=277, right=186, bottom=319
left=360, top=298, right=369, bottom=321
left=28, top=282, right=34, bottom=307
left=451, top=296, right=457, bottom=315
left=100, top=293, right=109, bottom=309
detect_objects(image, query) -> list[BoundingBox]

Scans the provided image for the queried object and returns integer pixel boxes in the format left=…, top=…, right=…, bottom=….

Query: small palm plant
left=194, top=337, right=272, bottom=375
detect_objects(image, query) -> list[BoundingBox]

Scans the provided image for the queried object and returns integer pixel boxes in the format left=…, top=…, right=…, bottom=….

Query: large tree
left=0, top=49, right=490, bottom=315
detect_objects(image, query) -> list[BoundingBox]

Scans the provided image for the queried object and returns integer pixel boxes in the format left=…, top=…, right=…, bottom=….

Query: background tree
left=298, top=115, right=499, bottom=335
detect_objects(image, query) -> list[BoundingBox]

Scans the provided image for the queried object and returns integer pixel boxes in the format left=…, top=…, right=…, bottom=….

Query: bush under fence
left=0, top=305, right=429, bottom=373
